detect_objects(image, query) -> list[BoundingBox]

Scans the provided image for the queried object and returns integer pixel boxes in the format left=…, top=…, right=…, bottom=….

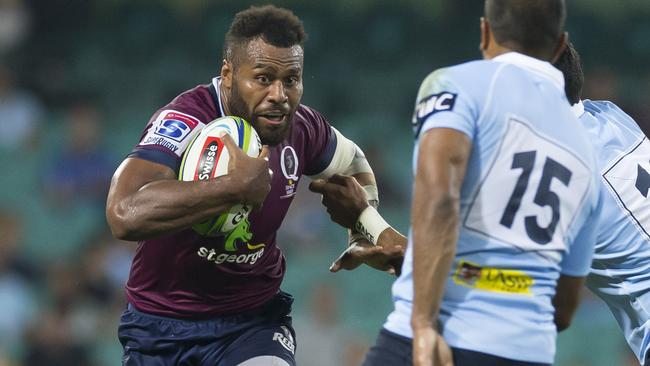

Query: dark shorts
left=363, top=328, right=551, bottom=366
left=118, top=291, right=296, bottom=366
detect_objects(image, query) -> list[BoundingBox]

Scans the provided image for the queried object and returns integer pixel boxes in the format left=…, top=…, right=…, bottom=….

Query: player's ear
left=221, top=59, right=233, bottom=89
left=479, top=17, right=489, bottom=53
left=550, top=32, right=569, bottom=64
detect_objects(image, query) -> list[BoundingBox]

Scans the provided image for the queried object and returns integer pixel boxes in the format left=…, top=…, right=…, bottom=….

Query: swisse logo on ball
left=195, top=137, right=223, bottom=180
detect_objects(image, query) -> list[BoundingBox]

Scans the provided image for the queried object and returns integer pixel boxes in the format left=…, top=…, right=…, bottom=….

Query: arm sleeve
left=413, top=68, right=478, bottom=141
left=300, top=106, right=339, bottom=176
left=126, top=87, right=218, bottom=172
left=128, top=109, right=204, bottom=171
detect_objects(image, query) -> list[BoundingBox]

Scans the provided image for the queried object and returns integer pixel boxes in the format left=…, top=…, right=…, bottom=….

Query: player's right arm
left=106, top=134, right=270, bottom=241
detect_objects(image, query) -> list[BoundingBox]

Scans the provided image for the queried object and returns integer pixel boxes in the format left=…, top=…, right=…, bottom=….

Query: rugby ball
left=179, top=116, right=262, bottom=236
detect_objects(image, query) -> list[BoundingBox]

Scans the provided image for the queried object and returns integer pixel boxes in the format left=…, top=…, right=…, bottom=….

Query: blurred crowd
left=1, top=0, right=649, bottom=365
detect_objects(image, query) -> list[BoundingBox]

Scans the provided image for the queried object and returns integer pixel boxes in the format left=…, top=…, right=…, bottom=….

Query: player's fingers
left=258, top=145, right=270, bottom=161
left=308, top=179, right=327, bottom=193
left=309, top=181, right=342, bottom=198
left=328, top=173, right=350, bottom=186
left=386, top=245, right=405, bottom=257
left=329, top=258, right=342, bottom=272
left=220, top=133, right=238, bottom=153
left=350, top=244, right=383, bottom=258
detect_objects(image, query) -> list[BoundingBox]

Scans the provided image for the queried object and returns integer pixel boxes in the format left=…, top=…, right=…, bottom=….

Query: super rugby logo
left=154, top=111, right=199, bottom=142
left=195, top=137, right=223, bottom=180
left=412, top=92, right=457, bottom=138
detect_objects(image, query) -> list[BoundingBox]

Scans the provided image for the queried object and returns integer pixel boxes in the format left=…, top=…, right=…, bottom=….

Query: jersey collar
left=492, top=52, right=565, bottom=91
left=571, top=100, right=585, bottom=118
left=212, top=76, right=226, bottom=116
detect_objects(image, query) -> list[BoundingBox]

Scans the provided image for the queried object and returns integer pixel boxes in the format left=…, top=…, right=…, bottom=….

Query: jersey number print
left=465, top=118, right=591, bottom=254
left=603, top=136, right=650, bottom=240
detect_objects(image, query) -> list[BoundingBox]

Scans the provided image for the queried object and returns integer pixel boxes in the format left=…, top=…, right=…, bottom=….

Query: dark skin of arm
left=411, top=128, right=470, bottom=366
left=309, top=173, right=406, bottom=275
left=553, top=275, right=585, bottom=331
left=106, top=134, right=271, bottom=241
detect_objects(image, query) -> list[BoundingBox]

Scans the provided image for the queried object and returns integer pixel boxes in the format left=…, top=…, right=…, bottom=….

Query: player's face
left=225, top=38, right=304, bottom=146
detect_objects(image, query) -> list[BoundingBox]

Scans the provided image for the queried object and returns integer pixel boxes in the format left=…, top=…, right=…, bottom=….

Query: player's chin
left=254, top=119, right=291, bottom=146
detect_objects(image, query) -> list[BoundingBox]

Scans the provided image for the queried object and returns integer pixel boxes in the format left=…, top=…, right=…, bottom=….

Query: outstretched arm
left=309, top=174, right=406, bottom=275
left=106, top=135, right=271, bottom=241
left=307, top=127, right=405, bottom=274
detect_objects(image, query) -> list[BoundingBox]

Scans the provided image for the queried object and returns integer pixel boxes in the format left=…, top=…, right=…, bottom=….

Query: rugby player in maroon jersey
left=106, top=5, right=403, bottom=365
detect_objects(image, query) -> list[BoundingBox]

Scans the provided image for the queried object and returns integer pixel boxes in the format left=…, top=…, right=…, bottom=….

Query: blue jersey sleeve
left=412, top=68, right=478, bottom=140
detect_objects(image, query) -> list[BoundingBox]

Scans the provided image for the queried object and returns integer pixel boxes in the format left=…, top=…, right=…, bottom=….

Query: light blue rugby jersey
left=577, top=100, right=650, bottom=365
left=384, top=52, right=600, bottom=364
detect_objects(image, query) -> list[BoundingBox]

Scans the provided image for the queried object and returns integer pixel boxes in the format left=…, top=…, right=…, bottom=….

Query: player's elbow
left=554, top=312, right=572, bottom=332
left=106, top=201, right=139, bottom=241
left=429, top=191, right=460, bottom=221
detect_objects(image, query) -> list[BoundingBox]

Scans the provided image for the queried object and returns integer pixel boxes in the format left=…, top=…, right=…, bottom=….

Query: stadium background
left=0, top=0, right=648, bottom=365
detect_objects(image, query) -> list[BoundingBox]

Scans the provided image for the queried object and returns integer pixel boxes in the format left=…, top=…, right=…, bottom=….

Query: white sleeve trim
left=307, top=126, right=356, bottom=180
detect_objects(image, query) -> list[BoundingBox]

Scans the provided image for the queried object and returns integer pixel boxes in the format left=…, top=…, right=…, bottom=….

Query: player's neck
left=483, top=42, right=514, bottom=60
left=219, top=87, right=232, bottom=116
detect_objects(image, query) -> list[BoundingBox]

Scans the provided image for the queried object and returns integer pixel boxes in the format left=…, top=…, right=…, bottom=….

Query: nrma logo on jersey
left=412, top=92, right=457, bottom=138
left=453, top=260, right=534, bottom=295
left=154, top=111, right=200, bottom=142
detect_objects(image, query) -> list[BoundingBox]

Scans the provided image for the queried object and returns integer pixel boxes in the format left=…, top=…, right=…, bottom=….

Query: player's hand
left=309, top=174, right=369, bottom=229
left=221, top=133, right=271, bottom=207
left=329, top=239, right=404, bottom=276
left=412, top=326, right=453, bottom=366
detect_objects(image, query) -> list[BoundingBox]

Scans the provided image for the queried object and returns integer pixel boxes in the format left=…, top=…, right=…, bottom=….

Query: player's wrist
left=222, top=174, right=251, bottom=206
left=355, top=206, right=391, bottom=245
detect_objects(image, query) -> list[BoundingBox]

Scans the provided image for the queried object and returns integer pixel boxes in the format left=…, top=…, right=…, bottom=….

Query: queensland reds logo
left=280, top=145, right=299, bottom=199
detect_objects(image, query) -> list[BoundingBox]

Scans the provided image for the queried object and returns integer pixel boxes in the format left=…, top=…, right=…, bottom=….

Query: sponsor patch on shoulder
left=453, top=260, right=533, bottom=295
left=140, top=110, right=202, bottom=156
left=412, top=92, right=457, bottom=138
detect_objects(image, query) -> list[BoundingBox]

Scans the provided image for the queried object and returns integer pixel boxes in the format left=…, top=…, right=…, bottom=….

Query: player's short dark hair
left=223, top=5, right=307, bottom=65
left=553, top=42, right=584, bottom=105
left=485, top=0, right=566, bottom=57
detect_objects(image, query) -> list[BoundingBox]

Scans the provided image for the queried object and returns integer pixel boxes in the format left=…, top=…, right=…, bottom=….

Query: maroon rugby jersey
left=125, top=77, right=336, bottom=318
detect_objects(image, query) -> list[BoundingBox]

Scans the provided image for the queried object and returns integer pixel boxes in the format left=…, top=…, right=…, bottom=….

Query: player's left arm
left=411, top=127, right=471, bottom=366
left=553, top=191, right=600, bottom=331
left=308, top=127, right=405, bottom=273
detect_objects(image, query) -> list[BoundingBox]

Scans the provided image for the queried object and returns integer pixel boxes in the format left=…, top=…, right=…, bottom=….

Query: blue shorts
left=118, top=291, right=296, bottom=366
left=363, top=328, right=551, bottom=366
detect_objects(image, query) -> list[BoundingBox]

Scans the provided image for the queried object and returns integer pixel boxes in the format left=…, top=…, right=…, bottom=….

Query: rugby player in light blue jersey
left=555, top=42, right=650, bottom=366
left=311, top=1, right=601, bottom=365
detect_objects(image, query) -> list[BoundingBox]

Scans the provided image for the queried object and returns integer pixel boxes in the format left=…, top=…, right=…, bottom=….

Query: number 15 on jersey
left=464, top=118, right=592, bottom=254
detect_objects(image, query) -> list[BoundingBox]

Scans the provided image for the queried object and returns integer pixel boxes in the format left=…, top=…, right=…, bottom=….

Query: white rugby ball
left=179, top=116, right=262, bottom=236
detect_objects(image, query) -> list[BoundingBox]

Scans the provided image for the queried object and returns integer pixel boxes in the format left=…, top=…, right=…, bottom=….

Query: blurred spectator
left=294, top=281, right=369, bottom=366
left=583, top=66, right=622, bottom=103
left=23, top=307, right=92, bottom=366
left=276, top=181, right=333, bottom=256
left=0, top=208, right=37, bottom=360
left=22, top=262, right=91, bottom=366
left=0, top=0, right=30, bottom=55
left=42, top=98, right=115, bottom=209
left=0, top=63, right=43, bottom=152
